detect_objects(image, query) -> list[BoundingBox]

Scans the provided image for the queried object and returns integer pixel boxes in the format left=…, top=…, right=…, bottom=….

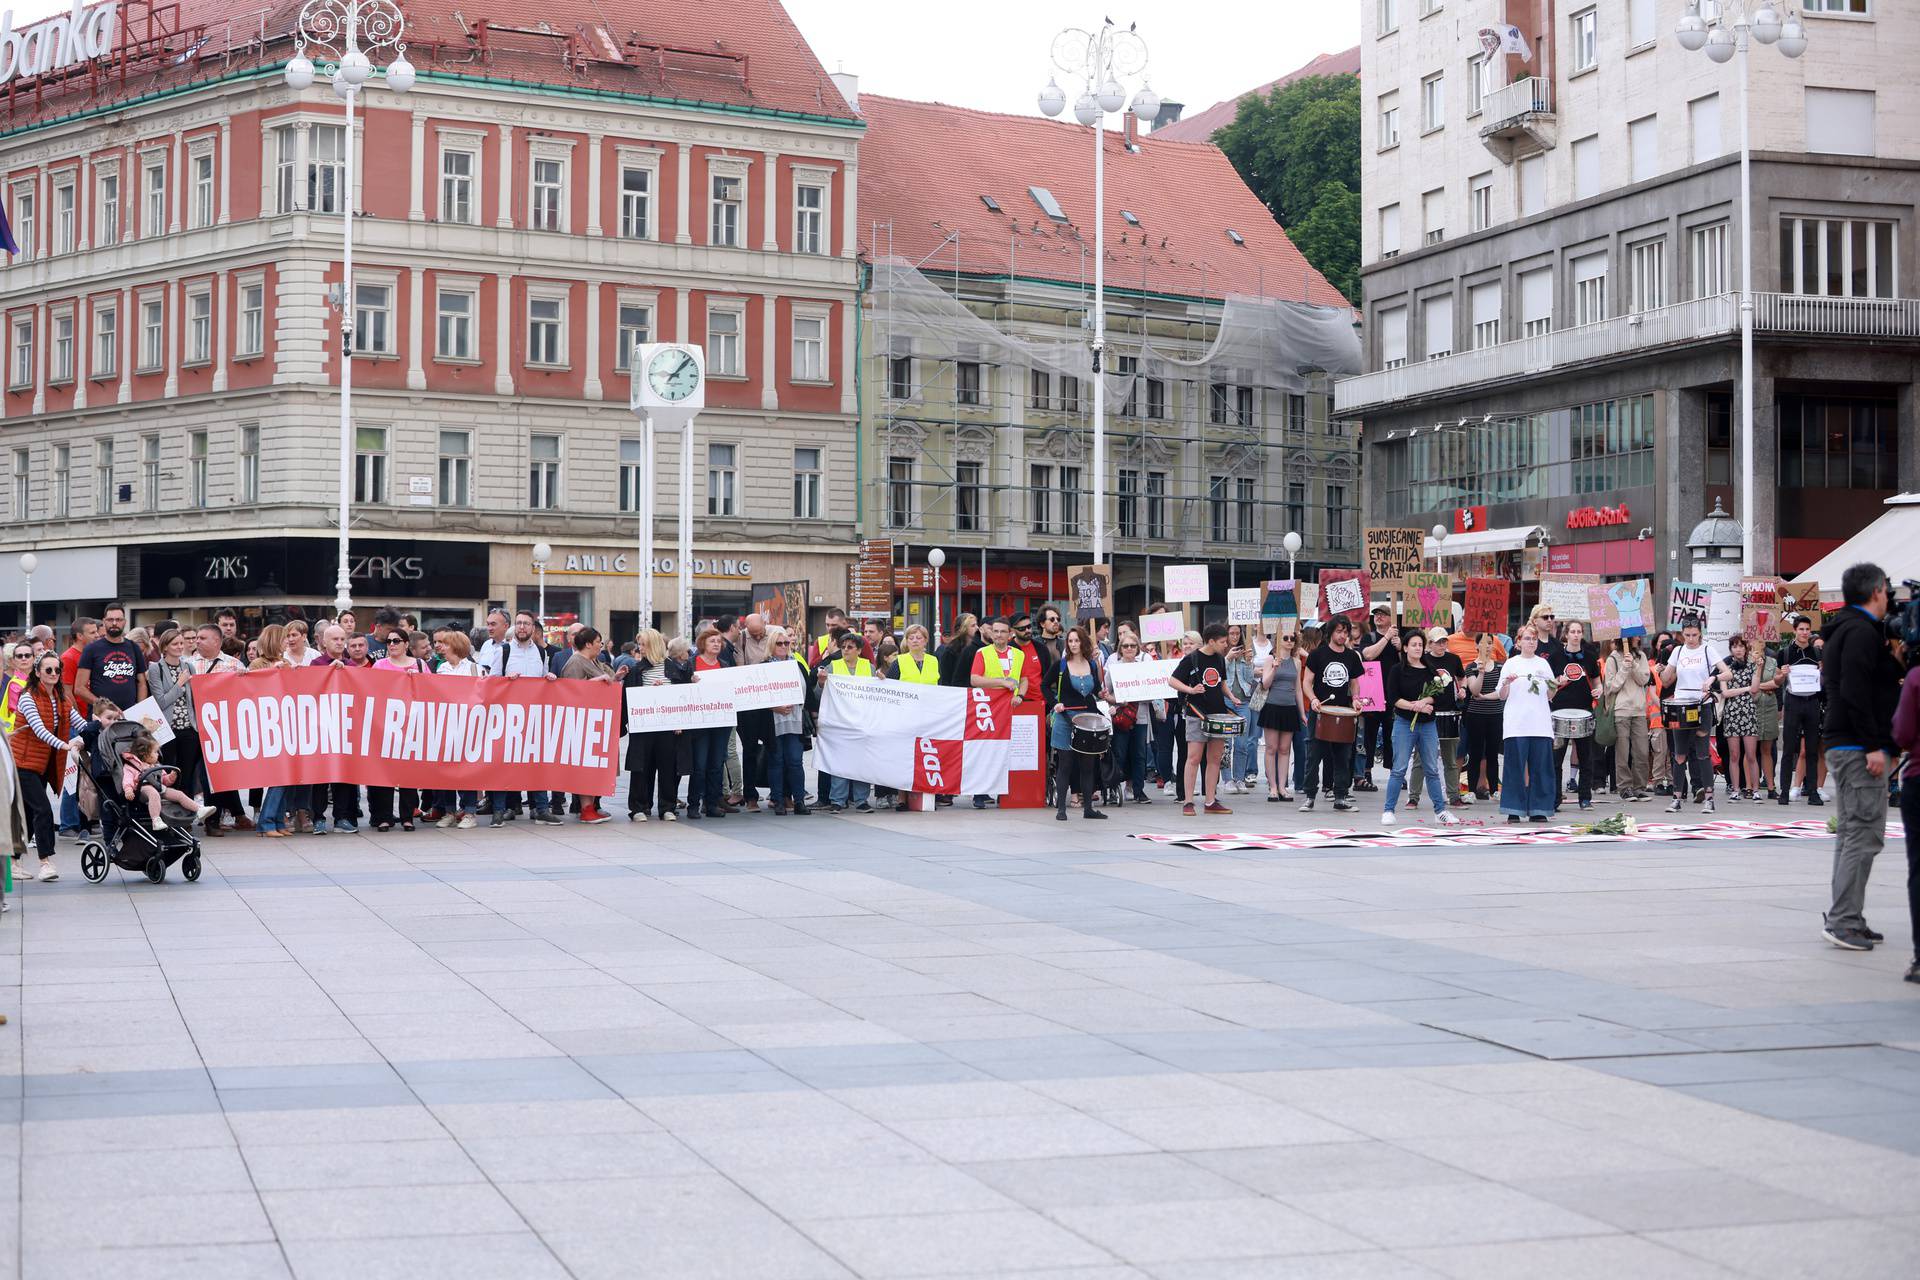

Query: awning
left=1425, top=524, right=1546, bottom=559
left=1799, top=494, right=1920, bottom=594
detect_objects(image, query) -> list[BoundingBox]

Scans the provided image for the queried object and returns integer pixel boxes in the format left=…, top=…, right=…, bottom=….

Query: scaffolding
left=865, top=227, right=1364, bottom=584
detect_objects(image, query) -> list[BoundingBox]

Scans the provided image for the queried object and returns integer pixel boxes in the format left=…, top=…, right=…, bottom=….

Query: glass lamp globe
left=338, top=48, right=372, bottom=85
left=1072, top=92, right=1099, bottom=126
left=1777, top=18, right=1807, bottom=57
left=1705, top=26, right=1736, bottom=62
left=1037, top=77, right=1065, bottom=117
left=1751, top=4, right=1782, bottom=42
left=284, top=53, right=315, bottom=89
left=1096, top=77, right=1125, bottom=113
left=332, top=71, right=352, bottom=98
left=1675, top=12, right=1708, bottom=51
left=1130, top=82, right=1160, bottom=123
left=385, top=56, right=415, bottom=93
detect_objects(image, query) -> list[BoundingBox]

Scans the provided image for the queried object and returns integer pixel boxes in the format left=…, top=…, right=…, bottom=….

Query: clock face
left=647, top=349, right=701, bottom=402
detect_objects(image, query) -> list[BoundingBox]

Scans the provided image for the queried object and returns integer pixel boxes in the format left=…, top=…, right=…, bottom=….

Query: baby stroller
left=77, top=723, right=203, bottom=885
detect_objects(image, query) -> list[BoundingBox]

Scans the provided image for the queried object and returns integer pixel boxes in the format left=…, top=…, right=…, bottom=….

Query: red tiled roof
left=855, top=94, right=1347, bottom=309
left=2, top=0, right=855, bottom=132
left=1151, top=46, right=1361, bottom=144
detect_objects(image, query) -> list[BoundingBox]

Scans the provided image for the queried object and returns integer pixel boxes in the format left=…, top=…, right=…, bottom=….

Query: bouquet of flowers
left=1410, top=669, right=1453, bottom=726
left=1574, top=812, right=1638, bottom=836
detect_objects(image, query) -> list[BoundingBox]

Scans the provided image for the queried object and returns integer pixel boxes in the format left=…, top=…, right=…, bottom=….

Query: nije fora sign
left=1566, top=503, right=1631, bottom=530
left=0, top=2, right=120, bottom=86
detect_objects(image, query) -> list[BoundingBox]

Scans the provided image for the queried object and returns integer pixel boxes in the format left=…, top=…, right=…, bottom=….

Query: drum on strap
left=1434, top=711, right=1461, bottom=740
left=1552, top=708, right=1595, bottom=741
left=1070, top=712, right=1113, bottom=756
left=1201, top=713, right=1244, bottom=741
left=1313, top=706, right=1360, bottom=744
left=1662, top=699, right=1706, bottom=729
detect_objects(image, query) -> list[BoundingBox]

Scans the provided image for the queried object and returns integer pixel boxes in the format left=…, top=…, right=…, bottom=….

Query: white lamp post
left=1282, top=530, right=1301, bottom=581
left=1039, top=21, right=1155, bottom=569
left=927, top=547, right=947, bottom=648
left=532, top=542, right=552, bottom=631
left=1431, top=523, right=1448, bottom=573
left=1676, top=1, right=1805, bottom=575
left=18, top=552, right=36, bottom=632
left=285, top=0, right=414, bottom=614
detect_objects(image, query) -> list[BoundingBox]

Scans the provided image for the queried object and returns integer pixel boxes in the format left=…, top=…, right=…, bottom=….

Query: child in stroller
left=76, top=701, right=206, bottom=885
left=121, top=731, right=215, bottom=832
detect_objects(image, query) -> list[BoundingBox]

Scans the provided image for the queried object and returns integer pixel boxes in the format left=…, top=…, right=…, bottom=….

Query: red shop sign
left=1566, top=503, right=1631, bottom=530
left=1453, top=506, right=1489, bottom=534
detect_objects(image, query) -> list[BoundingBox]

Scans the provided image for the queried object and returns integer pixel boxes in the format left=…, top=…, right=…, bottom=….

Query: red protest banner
left=193, top=666, right=623, bottom=795
left=1463, top=578, right=1508, bottom=634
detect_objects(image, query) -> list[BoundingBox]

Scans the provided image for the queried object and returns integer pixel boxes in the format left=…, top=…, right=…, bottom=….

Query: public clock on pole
left=630, top=343, right=706, bottom=412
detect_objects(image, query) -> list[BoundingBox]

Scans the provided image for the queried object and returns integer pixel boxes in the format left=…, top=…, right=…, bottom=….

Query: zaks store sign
left=1566, top=503, right=1630, bottom=530
left=0, top=2, right=119, bottom=86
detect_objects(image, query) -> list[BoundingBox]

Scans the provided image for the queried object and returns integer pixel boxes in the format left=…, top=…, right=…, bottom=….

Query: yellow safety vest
left=896, top=651, right=940, bottom=684
left=829, top=656, right=873, bottom=678
left=816, top=634, right=835, bottom=659
left=0, top=672, right=25, bottom=733
left=978, top=646, right=1025, bottom=680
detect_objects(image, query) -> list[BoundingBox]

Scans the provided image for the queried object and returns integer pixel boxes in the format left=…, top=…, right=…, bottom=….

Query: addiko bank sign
left=0, top=1, right=119, bottom=86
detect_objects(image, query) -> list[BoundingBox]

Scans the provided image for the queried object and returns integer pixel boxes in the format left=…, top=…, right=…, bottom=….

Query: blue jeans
left=435, top=789, right=478, bottom=815
left=1115, top=721, right=1151, bottom=798
left=771, top=734, right=807, bottom=807
left=258, top=786, right=288, bottom=832
left=1230, top=702, right=1260, bottom=782
left=58, top=787, right=82, bottom=832
left=829, top=773, right=870, bottom=808
left=1383, top=717, right=1446, bottom=816
left=689, top=727, right=728, bottom=815
left=490, top=790, right=549, bottom=815
left=1500, top=736, right=1557, bottom=818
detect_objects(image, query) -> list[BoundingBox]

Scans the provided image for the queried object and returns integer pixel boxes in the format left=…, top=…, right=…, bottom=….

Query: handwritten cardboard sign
left=1607, top=578, right=1650, bottom=638
left=1403, top=572, right=1453, bottom=631
left=1669, top=581, right=1711, bottom=630
left=1163, top=563, right=1210, bottom=603
left=1066, top=564, right=1113, bottom=625
left=1780, top=580, right=1822, bottom=633
left=1585, top=584, right=1622, bottom=640
left=1317, top=569, right=1373, bottom=623
left=1463, top=578, right=1508, bottom=635
left=1261, top=579, right=1298, bottom=620
left=1539, top=574, right=1598, bottom=621
left=1365, top=526, right=1425, bottom=591
left=1226, top=588, right=1261, bottom=625
left=1354, top=660, right=1385, bottom=713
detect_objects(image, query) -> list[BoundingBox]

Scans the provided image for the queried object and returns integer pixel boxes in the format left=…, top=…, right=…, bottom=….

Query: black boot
left=1054, top=751, right=1072, bottom=821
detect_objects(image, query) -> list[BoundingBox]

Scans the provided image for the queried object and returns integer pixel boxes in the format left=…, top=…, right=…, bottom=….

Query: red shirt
left=60, top=644, right=82, bottom=691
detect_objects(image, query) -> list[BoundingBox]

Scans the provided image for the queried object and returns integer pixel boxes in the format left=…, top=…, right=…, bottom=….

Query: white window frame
left=307, top=123, right=347, bottom=215
left=1469, top=281, right=1501, bottom=349
left=183, top=284, right=213, bottom=366
left=1571, top=7, right=1598, bottom=73
left=615, top=146, right=662, bottom=241
left=438, top=429, right=471, bottom=508
left=527, top=142, right=572, bottom=233
left=9, top=314, right=34, bottom=390
left=141, top=151, right=166, bottom=235
left=888, top=456, right=916, bottom=530
left=137, top=292, right=164, bottom=373
left=10, top=183, right=34, bottom=261
left=10, top=448, right=28, bottom=518
left=435, top=281, right=479, bottom=362
left=528, top=433, right=562, bottom=510
left=140, top=433, right=160, bottom=511
left=1420, top=72, right=1445, bottom=134
left=189, top=430, right=209, bottom=508
left=792, top=446, right=823, bottom=520
left=94, top=438, right=114, bottom=513
left=1422, top=188, right=1445, bottom=246
left=1377, top=92, right=1400, bottom=150
left=95, top=162, right=121, bottom=247
left=1572, top=252, right=1609, bottom=326
left=1779, top=215, right=1898, bottom=299
left=706, top=299, right=745, bottom=377
left=240, top=424, right=259, bottom=504
left=709, top=159, right=749, bottom=248
left=1629, top=238, right=1666, bottom=312
left=793, top=165, right=832, bottom=255
left=51, top=169, right=76, bottom=254
left=354, top=424, right=389, bottom=505
left=437, top=128, right=485, bottom=226
left=236, top=274, right=266, bottom=360
left=525, top=287, right=569, bottom=369
left=1690, top=221, right=1729, bottom=298
left=352, top=277, right=397, bottom=357
left=1802, top=0, right=1869, bottom=14
left=1467, top=53, right=1492, bottom=117
left=1379, top=0, right=1399, bottom=34
left=1469, top=172, right=1493, bottom=232
left=619, top=437, right=644, bottom=514
left=91, top=301, right=117, bottom=379
left=791, top=305, right=830, bottom=383
left=49, top=307, right=74, bottom=384
left=188, top=141, right=215, bottom=229
left=707, top=442, right=738, bottom=517
left=1571, top=134, right=1601, bottom=200
left=1629, top=115, right=1659, bottom=184
left=52, top=443, right=71, bottom=518
left=614, top=292, right=656, bottom=373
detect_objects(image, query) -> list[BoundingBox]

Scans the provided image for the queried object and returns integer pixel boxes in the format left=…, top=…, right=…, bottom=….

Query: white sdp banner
left=814, top=676, right=1014, bottom=796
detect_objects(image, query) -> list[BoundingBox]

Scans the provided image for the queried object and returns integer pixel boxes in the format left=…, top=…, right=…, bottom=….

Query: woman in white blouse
left=1490, top=623, right=1557, bottom=824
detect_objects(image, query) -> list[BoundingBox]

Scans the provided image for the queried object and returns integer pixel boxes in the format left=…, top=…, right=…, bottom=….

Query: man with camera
left=1819, top=563, right=1902, bottom=953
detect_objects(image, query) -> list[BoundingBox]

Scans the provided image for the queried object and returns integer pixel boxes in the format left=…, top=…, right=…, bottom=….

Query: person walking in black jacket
left=1820, top=563, right=1904, bottom=952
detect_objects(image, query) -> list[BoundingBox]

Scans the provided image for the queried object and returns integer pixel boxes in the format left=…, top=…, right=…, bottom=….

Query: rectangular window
left=436, top=289, right=474, bottom=360
left=956, top=361, right=983, bottom=406
left=310, top=124, right=345, bottom=214
left=793, top=315, right=827, bottom=381
left=1117, top=468, right=1139, bottom=538
left=616, top=304, right=652, bottom=372
left=792, top=446, right=822, bottom=519
left=1287, top=393, right=1308, bottom=433
left=1326, top=483, right=1348, bottom=549
left=710, top=174, right=742, bottom=247
left=238, top=283, right=264, bottom=358
left=1146, top=378, right=1166, bottom=419
left=353, top=283, right=392, bottom=356
left=1690, top=221, right=1729, bottom=297
left=189, top=431, right=208, bottom=508
left=1058, top=465, right=1082, bottom=536
left=619, top=166, right=651, bottom=239
left=619, top=438, right=643, bottom=514
left=94, top=439, right=114, bottom=513
left=1518, top=154, right=1545, bottom=216
left=1286, top=481, right=1307, bottom=536
left=141, top=434, right=160, bottom=511
left=1379, top=0, right=1399, bottom=34
left=1028, top=368, right=1051, bottom=410
left=1146, top=470, right=1167, bottom=539
left=1573, top=252, right=1608, bottom=325
left=354, top=425, right=387, bottom=504
left=1058, top=374, right=1081, bottom=412
left=1029, top=463, right=1052, bottom=534
left=887, top=456, right=914, bottom=529
left=706, top=306, right=741, bottom=376
left=1421, top=72, right=1444, bottom=132
left=1469, top=280, right=1501, bottom=348
left=1380, top=305, right=1408, bottom=368
left=240, top=425, right=258, bottom=503
left=795, top=182, right=825, bottom=254
left=191, top=152, right=214, bottom=229
left=1802, top=0, right=1868, bottom=13
left=1237, top=386, right=1255, bottom=426
left=1690, top=94, right=1721, bottom=164
left=1778, top=216, right=1896, bottom=298
left=1422, top=188, right=1444, bottom=245
left=530, top=158, right=564, bottom=231
left=1115, top=355, right=1138, bottom=417
left=1520, top=266, right=1553, bottom=336
left=1806, top=87, right=1875, bottom=157
left=92, top=304, right=116, bottom=377
left=1236, top=477, right=1256, bottom=545
left=956, top=461, right=983, bottom=532
left=1378, top=92, right=1400, bottom=149
left=52, top=175, right=74, bottom=254
left=889, top=354, right=913, bottom=399
left=1209, top=383, right=1230, bottom=424
left=1629, top=239, right=1666, bottom=312
left=529, top=434, right=562, bottom=510
left=51, top=312, right=73, bottom=383
left=1571, top=8, right=1598, bottom=72
left=12, top=314, right=35, bottom=389
left=1379, top=202, right=1401, bottom=258
left=1469, top=173, right=1492, bottom=232
left=441, top=149, right=475, bottom=224
left=10, top=449, right=26, bottom=517
left=1628, top=0, right=1657, bottom=47
left=11, top=187, right=33, bottom=261
left=1468, top=54, right=1491, bottom=115
left=1572, top=135, right=1600, bottom=200
left=527, top=296, right=565, bottom=366
left=706, top=442, right=736, bottom=517
left=52, top=444, right=70, bottom=518
left=96, top=170, right=120, bottom=246
left=185, top=288, right=212, bottom=364
left=438, top=430, right=470, bottom=507
left=144, top=158, right=166, bottom=231
left=1208, top=475, right=1228, bottom=542
left=1423, top=293, right=1453, bottom=359
left=1629, top=115, right=1659, bottom=183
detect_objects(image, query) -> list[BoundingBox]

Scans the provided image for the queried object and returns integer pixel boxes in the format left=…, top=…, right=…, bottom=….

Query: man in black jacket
left=1819, top=562, right=1902, bottom=952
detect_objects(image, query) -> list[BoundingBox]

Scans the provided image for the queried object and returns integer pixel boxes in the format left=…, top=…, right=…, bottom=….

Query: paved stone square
left=4, top=794, right=1917, bottom=1279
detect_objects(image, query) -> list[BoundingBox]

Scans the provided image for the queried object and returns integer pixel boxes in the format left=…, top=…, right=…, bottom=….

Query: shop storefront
left=129, top=537, right=491, bottom=633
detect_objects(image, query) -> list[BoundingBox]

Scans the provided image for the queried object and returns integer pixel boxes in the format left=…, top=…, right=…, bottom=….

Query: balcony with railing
left=1336, top=291, right=1920, bottom=415
left=1479, top=76, right=1554, bottom=162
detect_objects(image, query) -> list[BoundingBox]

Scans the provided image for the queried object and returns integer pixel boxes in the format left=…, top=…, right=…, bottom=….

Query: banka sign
left=1565, top=503, right=1631, bottom=530
left=0, top=2, right=119, bottom=87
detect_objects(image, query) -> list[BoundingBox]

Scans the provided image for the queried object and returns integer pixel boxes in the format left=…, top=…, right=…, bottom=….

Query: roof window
left=1029, top=186, right=1068, bottom=222
left=981, top=195, right=1001, bottom=213
left=1226, top=228, right=1246, bottom=246
left=1120, top=209, right=1140, bottom=227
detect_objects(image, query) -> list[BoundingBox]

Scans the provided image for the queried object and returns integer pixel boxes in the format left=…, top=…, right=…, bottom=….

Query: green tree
left=1213, top=73, right=1361, bottom=304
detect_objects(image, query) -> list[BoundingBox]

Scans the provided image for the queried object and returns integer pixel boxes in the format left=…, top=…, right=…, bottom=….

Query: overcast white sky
left=8, top=0, right=1362, bottom=123
left=783, top=0, right=1361, bottom=118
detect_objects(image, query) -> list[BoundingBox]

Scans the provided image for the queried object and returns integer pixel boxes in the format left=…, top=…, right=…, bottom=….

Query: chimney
left=1151, top=100, right=1185, bottom=131
left=830, top=71, right=859, bottom=109
left=1123, top=111, right=1137, bottom=148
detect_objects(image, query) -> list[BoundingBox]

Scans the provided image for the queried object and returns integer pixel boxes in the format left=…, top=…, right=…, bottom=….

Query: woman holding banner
left=431, top=631, right=482, bottom=828
left=766, top=628, right=814, bottom=816
left=623, top=629, right=681, bottom=822
left=689, top=629, right=734, bottom=820
left=1102, top=632, right=1156, bottom=805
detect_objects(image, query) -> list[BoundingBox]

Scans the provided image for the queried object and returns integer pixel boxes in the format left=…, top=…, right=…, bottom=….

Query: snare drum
left=1069, top=712, right=1113, bottom=756
left=1551, top=709, right=1595, bottom=741
left=1313, top=707, right=1360, bottom=744
left=1662, top=699, right=1707, bottom=729
left=1202, top=714, right=1244, bottom=741
left=1434, top=710, right=1461, bottom=741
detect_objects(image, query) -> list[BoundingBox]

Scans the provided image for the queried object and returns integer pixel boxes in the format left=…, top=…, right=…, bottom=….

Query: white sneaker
left=1380, top=810, right=1396, bottom=826
left=455, top=814, right=477, bottom=830
left=1161, top=782, right=1175, bottom=797
left=37, top=860, right=59, bottom=882
left=662, top=811, right=678, bottom=822
left=1439, top=811, right=1461, bottom=826
left=150, top=818, right=168, bottom=832
left=194, top=804, right=217, bottom=823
